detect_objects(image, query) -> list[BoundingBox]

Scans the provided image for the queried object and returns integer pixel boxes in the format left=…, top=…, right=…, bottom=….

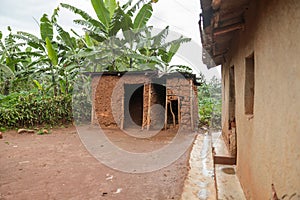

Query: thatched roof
left=199, top=0, right=250, bottom=68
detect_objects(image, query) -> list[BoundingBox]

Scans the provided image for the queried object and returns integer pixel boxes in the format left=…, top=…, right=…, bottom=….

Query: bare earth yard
left=0, top=126, right=191, bottom=200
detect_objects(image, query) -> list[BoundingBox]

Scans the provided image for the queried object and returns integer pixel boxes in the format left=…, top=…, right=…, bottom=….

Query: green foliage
left=0, top=0, right=193, bottom=129
left=133, top=4, right=153, bottom=30
left=40, top=14, right=53, bottom=41
left=0, top=92, right=72, bottom=128
left=72, top=93, right=92, bottom=123
left=45, top=37, right=58, bottom=66
left=198, top=75, right=222, bottom=130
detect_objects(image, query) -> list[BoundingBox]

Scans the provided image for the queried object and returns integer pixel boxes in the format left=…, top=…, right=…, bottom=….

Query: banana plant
left=0, top=28, right=36, bottom=95
left=60, top=0, right=156, bottom=71
left=12, top=8, right=82, bottom=96
left=117, top=26, right=192, bottom=73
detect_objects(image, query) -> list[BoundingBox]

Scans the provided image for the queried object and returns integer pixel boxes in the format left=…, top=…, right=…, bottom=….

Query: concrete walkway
left=212, top=132, right=246, bottom=199
left=181, top=133, right=216, bottom=200
left=181, top=132, right=246, bottom=200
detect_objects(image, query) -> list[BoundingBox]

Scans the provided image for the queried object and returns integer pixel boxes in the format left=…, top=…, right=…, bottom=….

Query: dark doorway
left=228, top=66, right=237, bottom=158
left=228, top=66, right=236, bottom=128
left=150, top=83, right=166, bottom=129
left=245, top=53, right=255, bottom=115
left=124, top=84, right=144, bottom=128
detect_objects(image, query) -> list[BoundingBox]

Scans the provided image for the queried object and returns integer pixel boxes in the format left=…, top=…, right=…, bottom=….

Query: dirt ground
left=0, top=126, right=192, bottom=200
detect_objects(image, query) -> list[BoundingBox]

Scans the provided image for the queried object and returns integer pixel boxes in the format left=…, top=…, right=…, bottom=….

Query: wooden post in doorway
left=164, top=90, right=168, bottom=130
left=121, top=95, right=124, bottom=130
left=147, top=84, right=151, bottom=130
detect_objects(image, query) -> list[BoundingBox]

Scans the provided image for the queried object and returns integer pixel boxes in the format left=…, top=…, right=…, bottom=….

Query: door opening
left=124, top=84, right=144, bottom=128
left=228, top=66, right=237, bottom=158
left=150, top=83, right=166, bottom=129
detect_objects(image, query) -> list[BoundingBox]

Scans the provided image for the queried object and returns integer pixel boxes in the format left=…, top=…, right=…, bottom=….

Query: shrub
left=198, top=76, right=222, bottom=130
left=0, top=92, right=73, bottom=128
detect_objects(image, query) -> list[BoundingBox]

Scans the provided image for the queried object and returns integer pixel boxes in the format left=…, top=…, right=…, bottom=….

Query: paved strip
left=181, top=133, right=217, bottom=200
left=215, top=164, right=246, bottom=200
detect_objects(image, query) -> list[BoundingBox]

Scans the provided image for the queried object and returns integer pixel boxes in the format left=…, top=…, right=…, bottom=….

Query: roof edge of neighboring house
left=199, top=0, right=250, bottom=68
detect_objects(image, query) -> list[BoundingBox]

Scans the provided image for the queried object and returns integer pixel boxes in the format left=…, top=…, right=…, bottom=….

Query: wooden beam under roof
left=213, top=22, right=244, bottom=36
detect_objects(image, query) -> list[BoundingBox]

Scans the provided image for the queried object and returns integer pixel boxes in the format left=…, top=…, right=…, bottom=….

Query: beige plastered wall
left=221, top=0, right=300, bottom=198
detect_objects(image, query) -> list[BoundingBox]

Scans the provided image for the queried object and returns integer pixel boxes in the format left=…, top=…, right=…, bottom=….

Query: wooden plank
left=213, top=22, right=244, bottom=36
left=214, top=155, right=236, bottom=165
left=142, top=83, right=146, bottom=130
left=164, top=88, right=168, bottom=130
left=147, top=84, right=151, bottom=131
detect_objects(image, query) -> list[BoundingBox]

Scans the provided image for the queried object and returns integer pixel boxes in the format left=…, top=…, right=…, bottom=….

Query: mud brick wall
left=92, top=76, right=120, bottom=127
left=166, top=77, right=198, bottom=131
left=92, top=75, right=151, bottom=128
left=92, top=74, right=199, bottom=131
left=111, top=75, right=150, bottom=128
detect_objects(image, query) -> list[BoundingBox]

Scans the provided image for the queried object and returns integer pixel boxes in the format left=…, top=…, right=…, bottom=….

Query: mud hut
left=89, top=70, right=200, bottom=131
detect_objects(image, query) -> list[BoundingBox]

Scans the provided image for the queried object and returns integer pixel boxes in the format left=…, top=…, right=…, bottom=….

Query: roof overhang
left=199, top=0, right=250, bottom=68
left=84, top=70, right=202, bottom=86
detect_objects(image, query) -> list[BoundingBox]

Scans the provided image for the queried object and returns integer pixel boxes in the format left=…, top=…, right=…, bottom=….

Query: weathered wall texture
left=92, top=76, right=120, bottom=127
left=111, top=75, right=151, bottom=128
left=221, top=0, right=300, bottom=198
left=166, top=78, right=198, bottom=130
left=92, top=75, right=199, bottom=130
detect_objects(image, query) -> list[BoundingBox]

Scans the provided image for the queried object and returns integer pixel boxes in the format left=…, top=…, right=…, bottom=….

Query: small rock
left=0, top=132, right=3, bottom=139
left=114, top=188, right=122, bottom=194
left=106, top=175, right=113, bottom=181
left=42, top=129, right=48, bottom=134
left=19, top=161, right=30, bottom=164
left=17, top=129, right=35, bottom=134
left=17, top=129, right=27, bottom=134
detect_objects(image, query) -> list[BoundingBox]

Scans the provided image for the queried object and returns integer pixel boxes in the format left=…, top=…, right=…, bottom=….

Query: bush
left=0, top=92, right=73, bottom=128
left=72, top=93, right=92, bottom=124
left=198, top=76, right=222, bottom=130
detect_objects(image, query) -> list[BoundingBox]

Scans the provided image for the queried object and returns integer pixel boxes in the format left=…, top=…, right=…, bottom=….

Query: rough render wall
left=222, top=0, right=300, bottom=198
left=166, top=78, right=198, bottom=130
left=92, top=75, right=198, bottom=131
left=110, top=75, right=150, bottom=128
left=92, top=75, right=151, bottom=128
left=92, top=76, right=120, bottom=127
